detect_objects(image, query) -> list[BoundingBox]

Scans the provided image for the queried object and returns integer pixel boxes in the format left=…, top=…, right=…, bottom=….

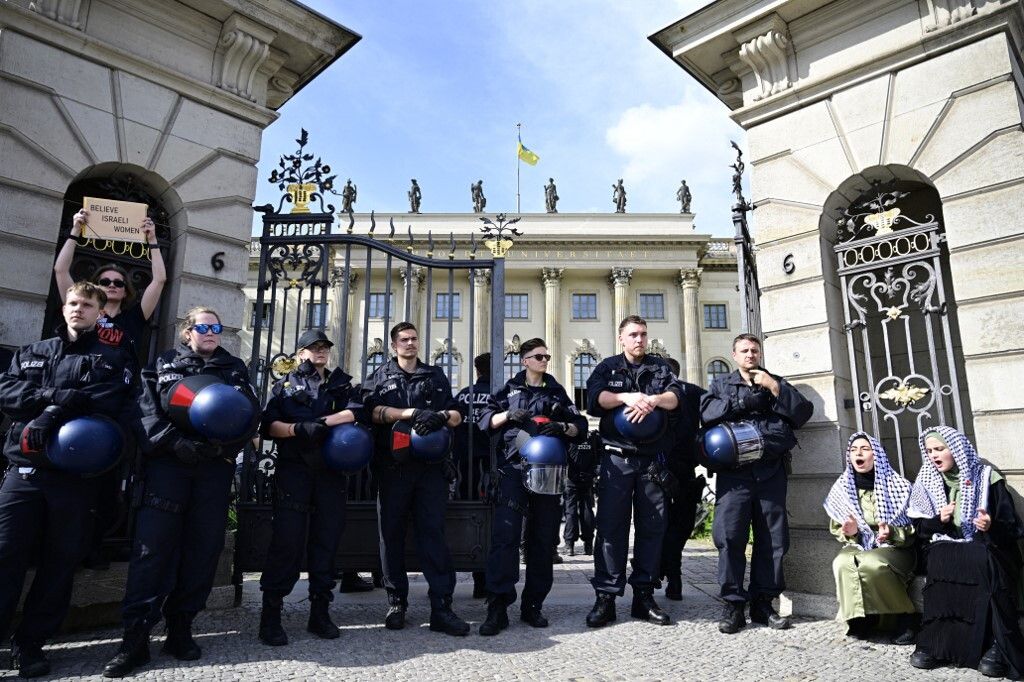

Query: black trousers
left=121, top=457, right=234, bottom=627
left=660, top=471, right=700, bottom=579
left=260, top=459, right=348, bottom=598
left=712, top=465, right=789, bottom=603
left=0, top=467, right=98, bottom=647
left=562, top=477, right=595, bottom=545
left=591, top=453, right=665, bottom=595
left=484, top=467, right=561, bottom=608
left=376, top=461, right=455, bottom=609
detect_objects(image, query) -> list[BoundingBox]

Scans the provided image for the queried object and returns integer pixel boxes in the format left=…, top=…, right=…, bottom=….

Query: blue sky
left=255, top=0, right=745, bottom=235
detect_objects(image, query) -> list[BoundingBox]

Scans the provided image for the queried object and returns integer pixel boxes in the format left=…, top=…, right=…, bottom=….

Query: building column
left=610, top=267, right=634, bottom=351
left=399, top=265, right=425, bottom=329
left=471, top=269, right=491, bottom=358
left=541, top=267, right=564, bottom=368
left=679, top=268, right=703, bottom=385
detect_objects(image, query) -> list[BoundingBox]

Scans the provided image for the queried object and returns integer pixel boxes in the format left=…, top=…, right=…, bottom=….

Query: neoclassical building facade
left=241, top=212, right=739, bottom=401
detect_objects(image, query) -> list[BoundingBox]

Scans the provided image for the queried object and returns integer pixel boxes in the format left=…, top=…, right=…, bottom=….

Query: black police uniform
left=481, top=371, right=586, bottom=617
left=700, top=370, right=812, bottom=612
left=587, top=353, right=683, bottom=602
left=453, top=376, right=491, bottom=596
left=113, top=343, right=257, bottom=669
left=259, top=360, right=358, bottom=620
left=659, top=380, right=705, bottom=594
left=353, top=358, right=459, bottom=615
left=0, top=323, right=139, bottom=671
left=562, top=433, right=599, bottom=555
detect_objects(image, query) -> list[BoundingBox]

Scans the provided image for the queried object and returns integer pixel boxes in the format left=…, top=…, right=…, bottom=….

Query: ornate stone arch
left=568, top=338, right=602, bottom=363
left=646, top=338, right=671, bottom=358
left=431, top=338, right=463, bottom=390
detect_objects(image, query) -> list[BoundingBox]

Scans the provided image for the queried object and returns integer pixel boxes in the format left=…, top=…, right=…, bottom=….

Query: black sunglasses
left=191, top=323, right=223, bottom=335
left=524, top=353, right=552, bottom=361
left=97, top=278, right=125, bottom=288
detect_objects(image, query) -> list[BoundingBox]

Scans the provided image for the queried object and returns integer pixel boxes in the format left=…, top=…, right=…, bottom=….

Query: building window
left=250, top=302, right=273, bottom=329
left=368, top=293, right=395, bottom=319
left=639, top=293, right=665, bottom=320
left=572, top=293, right=598, bottom=320
left=436, top=352, right=460, bottom=390
left=707, top=359, right=731, bottom=385
left=505, top=293, right=529, bottom=319
left=305, top=302, right=328, bottom=329
left=503, top=351, right=520, bottom=383
left=572, top=353, right=598, bottom=410
left=366, top=351, right=387, bottom=378
left=703, top=303, right=728, bottom=329
left=435, top=292, right=461, bottom=319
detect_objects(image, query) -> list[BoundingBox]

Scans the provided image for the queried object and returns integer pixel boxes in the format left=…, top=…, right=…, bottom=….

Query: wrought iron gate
left=835, top=184, right=970, bottom=476
left=731, top=141, right=762, bottom=337
left=234, top=132, right=512, bottom=585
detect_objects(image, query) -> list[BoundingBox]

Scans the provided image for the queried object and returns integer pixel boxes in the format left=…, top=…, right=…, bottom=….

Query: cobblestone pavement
left=4, top=540, right=991, bottom=681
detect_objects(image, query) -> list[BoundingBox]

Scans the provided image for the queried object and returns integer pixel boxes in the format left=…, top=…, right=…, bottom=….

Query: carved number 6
left=211, top=251, right=225, bottom=272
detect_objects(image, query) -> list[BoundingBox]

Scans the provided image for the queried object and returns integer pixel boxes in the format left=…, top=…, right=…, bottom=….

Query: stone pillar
left=471, top=269, right=491, bottom=358
left=399, top=265, right=425, bottom=329
left=679, top=268, right=703, bottom=385
left=609, top=267, right=634, bottom=350
left=541, top=268, right=564, bottom=366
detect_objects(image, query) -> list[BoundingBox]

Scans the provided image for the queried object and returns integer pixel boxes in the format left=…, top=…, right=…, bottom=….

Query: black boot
left=749, top=596, right=790, bottom=630
left=909, top=647, right=942, bottom=670
left=162, top=614, right=201, bottom=661
left=717, top=601, right=746, bottom=634
left=258, top=593, right=288, bottom=647
left=520, top=603, right=549, bottom=628
left=10, top=642, right=50, bottom=679
left=583, top=539, right=593, bottom=555
left=384, top=593, right=407, bottom=631
left=891, top=613, right=918, bottom=646
left=664, top=575, right=683, bottom=601
left=978, top=644, right=1008, bottom=678
left=429, top=598, right=470, bottom=636
left=586, top=593, right=616, bottom=628
left=564, top=542, right=576, bottom=557
left=845, top=616, right=870, bottom=639
left=102, top=622, right=151, bottom=678
left=478, top=597, right=509, bottom=636
left=338, top=572, right=375, bottom=593
left=631, top=589, right=671, bottom=625
left=307, top=594, right=340, bottom=639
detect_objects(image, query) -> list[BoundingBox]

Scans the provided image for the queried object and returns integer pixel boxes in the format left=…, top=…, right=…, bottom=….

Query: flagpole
left=516, top=122, right=521, bottom=213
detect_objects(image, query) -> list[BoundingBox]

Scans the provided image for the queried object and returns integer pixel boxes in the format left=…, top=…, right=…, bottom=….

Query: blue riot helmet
left=612, top=405, right=667, bottom=444
left=321, top=423, right=373, bottom=473
left=410, top=426, right=452, bottom=461
left=46, top=414, right=124, bottom=475
left=699, top=421, right=764, bottom=470
left=166, top=375, right=258, bottom=443
left=518, top=416, right=568, bottom=495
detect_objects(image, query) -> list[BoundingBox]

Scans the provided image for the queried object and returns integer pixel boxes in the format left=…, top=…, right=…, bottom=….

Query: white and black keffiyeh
left=823, top=431, right=912, bottom=550
left=907, top=425, right=990, bottom=542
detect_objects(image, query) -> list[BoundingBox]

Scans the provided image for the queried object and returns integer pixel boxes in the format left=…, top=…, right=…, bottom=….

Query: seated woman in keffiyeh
left=907, top=426, right=1024, bottom=679
left=824, top=432, right=916, bottom=643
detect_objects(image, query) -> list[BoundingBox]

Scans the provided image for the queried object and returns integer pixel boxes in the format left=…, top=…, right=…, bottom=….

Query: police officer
left=586, top=315, right=684, bottom=628
left=561, top=432, right=598, bottom=557
left=353, top=322, right=468, bottom=636
left=0, top=282, right=139, bottom=678
left=257, top=330, right=360, bottom=646
left=454, top=352, right=492, bottom=598
left=478, top=338, right=587, bottom=636
left=701, top=333, right=812, bottom=634
left=104, top=307, right=259, bottom=677
left=659, top=357, right=705, bottom=601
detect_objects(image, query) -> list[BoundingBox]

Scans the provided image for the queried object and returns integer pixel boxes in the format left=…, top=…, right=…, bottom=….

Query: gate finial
left=267, top=128, right=337, bottom=214
left=479, top=213, right=522, bottom=259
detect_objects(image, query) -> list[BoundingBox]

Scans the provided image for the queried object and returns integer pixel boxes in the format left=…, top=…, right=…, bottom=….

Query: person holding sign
left=54, top=206, right=167, bottom=347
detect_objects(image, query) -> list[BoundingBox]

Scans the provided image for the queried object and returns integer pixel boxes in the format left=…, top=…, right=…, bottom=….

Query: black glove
left=40, top=387, right=91, bottom=413
left=294, top=420, right=330, bottom=445
left=173, top=438, right=204, bottom=465
left=506, top=408, right=533, bottom=426
left=22, top=405, right=65, bottom=452
left=537, top=421, right=567, bottom=437
left=413, top=409, right=447, bottom=436
left=739, top=388, right=773, bottom=414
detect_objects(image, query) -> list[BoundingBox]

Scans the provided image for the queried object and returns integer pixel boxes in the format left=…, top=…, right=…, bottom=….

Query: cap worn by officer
left=296, top=330, right=333, bottom=351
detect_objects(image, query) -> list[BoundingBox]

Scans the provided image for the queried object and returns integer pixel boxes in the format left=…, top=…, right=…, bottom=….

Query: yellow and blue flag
left=517, top=136, right=539, bottom=166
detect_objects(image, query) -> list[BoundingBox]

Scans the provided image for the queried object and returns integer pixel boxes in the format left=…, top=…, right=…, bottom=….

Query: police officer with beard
left=477, top=338, right=587, bottom=636
left=701, top=333, right=812, bottom=634
left=454, top=352, right=492, bottom=598
left=0, top=282, right=140, bottom=678
left=257, top=330, right=360, bottom=646
left=352, top=322, right=468, bottom=636
left=586, top=315, right=684, bottom=628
